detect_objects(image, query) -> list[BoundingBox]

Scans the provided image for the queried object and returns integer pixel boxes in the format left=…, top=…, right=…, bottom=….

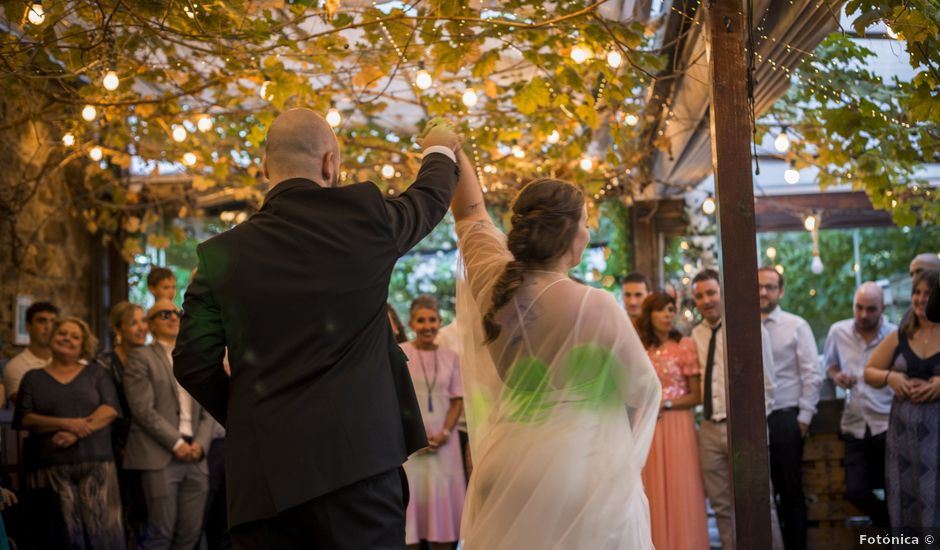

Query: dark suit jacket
left=928, top=280, right=940, bottom=323
left=173, top=152, right=458, bottom=527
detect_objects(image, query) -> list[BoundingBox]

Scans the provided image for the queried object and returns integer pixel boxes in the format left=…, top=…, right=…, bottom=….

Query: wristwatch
left=663, top=400, right=673, bottom=410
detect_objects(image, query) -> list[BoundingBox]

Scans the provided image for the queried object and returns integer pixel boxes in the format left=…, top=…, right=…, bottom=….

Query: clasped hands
left=416, top=118, right=463, bottom=153
left=418, top=430, right=450, bottom=455
left=51, top=417, right=95, bottom=448
left=173, top=441, right=205, bottom=462
left=887, top=372, right=940, bottom=403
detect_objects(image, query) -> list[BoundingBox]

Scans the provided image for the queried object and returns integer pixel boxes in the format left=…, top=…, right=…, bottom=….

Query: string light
left=579, top=157, right=594, bottom=171
left=462, top=89, right=479, bottom=108
left=547, top=130, right=560, bottom=144
left=172, top=125, right=187, bottom=143
left=197, top=116, right=213, bottom=132
left=259, top=81, right=272, bottom=100
left=766, top=246, right=777, bottom=260
left=512, top=145, right=525, bottom=158
left=81, top=105, right=97, bottom=121
left=182, top=152, right=197, bottom=166
left=784, top=162, right=800, bottom=184
left=326, top=108, right=342, bottom=128
left=89, top=146, right=103, bottom=161
left=607, top=51, right=623, bottom=69
left=102, top=70, right=119, bottom=91
left=62, top=132, right=75, bottom=147
left=773, top=128, right=790, bottom=152
left=775, top=264, right=785, bottom=274
left=702, top=197, right=716, bottom=215
left=570, top=45, right=591, bottom=64
left=624, top=114, right=639, bottom=126
left=381, top=164, right=395, bottom=178
left=415, top=69, right=432, bottom=90
left=27, top=2, right=44, bottom=25
left=803, top=215, right=817, bottom=231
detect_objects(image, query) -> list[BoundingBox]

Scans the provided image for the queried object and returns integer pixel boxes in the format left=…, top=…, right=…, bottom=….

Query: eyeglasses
left=149, top=309, right=181, bottom=321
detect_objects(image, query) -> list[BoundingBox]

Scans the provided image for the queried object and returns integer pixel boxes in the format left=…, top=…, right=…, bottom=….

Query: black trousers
left=203, top=438, right=232, bottom=549
left=768, top=407, right=808, bottom=550
left=230, top=467, right=407, bottom=550
left=844, top=428, right=890, bottom=528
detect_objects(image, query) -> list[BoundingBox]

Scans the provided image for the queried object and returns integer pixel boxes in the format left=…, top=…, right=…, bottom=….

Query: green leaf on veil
left=563, top=344, right=622, bottom=408
left=503, top=357, right=554, bottom=423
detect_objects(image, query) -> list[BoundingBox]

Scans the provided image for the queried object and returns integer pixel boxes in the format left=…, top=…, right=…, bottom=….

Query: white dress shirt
left=822, top=318, right=896, bottom=438
left=158, top=341, right=194, bottom=450
left=3, top=348, right=51, bottom=398
left=762, top=306, right=822, bottom=425
left=691, top=320, right=776, bottom=421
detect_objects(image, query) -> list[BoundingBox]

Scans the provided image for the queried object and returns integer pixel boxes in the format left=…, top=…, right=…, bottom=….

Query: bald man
left=822, top=282, right=896, bottom=528
left=173, top=108, right=461, bottom=548
left=125, top=299, right=214, bottom=549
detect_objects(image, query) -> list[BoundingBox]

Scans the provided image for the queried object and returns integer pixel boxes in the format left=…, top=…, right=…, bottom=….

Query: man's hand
left=417, top=122, right=462, bottom=152
left=63, top=418, right=93, bottom=438
left=910, top=376, right=940, bottom=403
left=799, top=422, right=809, bottom=437
left=51, top=431, right=79, bottom=448
left=174, top=442, right=193, bottom=461
left=0, top=487, right=17, bottom=510
left=887, top=371, right=917, bottom=400
left=189, top=442, right=204, bottom=461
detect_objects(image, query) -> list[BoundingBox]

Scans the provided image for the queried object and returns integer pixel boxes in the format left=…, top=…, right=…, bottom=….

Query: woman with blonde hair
left=450, top=149, right=660, bottom=549
left=15, top=317, right=125, bottom=549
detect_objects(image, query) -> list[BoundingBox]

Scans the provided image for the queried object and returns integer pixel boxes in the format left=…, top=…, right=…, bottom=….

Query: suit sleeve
left=126, top=348, right=184, bottom=450
left=383, top=152, right=459, bottom=254
left=194, top=407, right=214, bottom=452
left=173, top=244, right=229, bottom=425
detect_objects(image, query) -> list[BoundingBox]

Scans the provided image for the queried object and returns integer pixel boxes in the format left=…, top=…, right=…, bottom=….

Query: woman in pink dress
left=401, top=295, right=466, bottom=550
left=635, top=292, right=709, bottom=550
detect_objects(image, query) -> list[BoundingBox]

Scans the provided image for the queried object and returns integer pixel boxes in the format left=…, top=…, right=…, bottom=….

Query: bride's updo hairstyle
left=483, top=178, right=584, bottom=343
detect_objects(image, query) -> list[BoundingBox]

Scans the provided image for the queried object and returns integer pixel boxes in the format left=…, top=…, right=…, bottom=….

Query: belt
left=771, top=406, right=799, bottom=415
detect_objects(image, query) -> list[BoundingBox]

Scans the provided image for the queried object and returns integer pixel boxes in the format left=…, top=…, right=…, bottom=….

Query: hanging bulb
left=102, top=70, right=120, bottom=91
left=775, top=264, right=785, bottom=275
left=512, top=145, right=525, bottom=158
left=81, top=105, right=97, bottom=121
left=624, top=114, right=639, bottom=126
left=259, top=80, right=272, bottom=100
left=570, top=45, right=591, bottom=64
left=326, top=108, right=342, bottom=128
left=607, top=50, right=623, bottom=69
left=89, top=146, right=103, bottom=161
left=773, top=128, right=790, bottom=152
left=62, top=132, right=75, bottom=147
left=766, top=246, right=777, bottom=260
left=172, top=126, right=187, bottom=143
left=415, top=70, right=432, bottom=90
left=182, top=152, right=197, bottom=166
left=27, top=2, right=44, bottom=25
left=197, top=115, right=213, bottom=132
left=702, top=197, right=716, bottom=215
left=462, top=89, right=478, bottom=108
left=803, top=215, right=817, bottom=231
left=579, top=157, right=594, bottom=171
left=381, top=164, right=395, bottom=179
left=784, top=165, right=800, bottom=184
left=547, top=130, right=560, bottom=144
left=811, top=254, right=824, bottom=274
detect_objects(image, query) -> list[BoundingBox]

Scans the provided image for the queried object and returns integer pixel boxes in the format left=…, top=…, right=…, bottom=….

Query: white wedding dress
left=455, top=219, right=661, bottom=550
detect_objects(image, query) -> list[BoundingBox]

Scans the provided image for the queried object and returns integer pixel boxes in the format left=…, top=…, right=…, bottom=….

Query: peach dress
left=641, top=337, right=710, bottom=550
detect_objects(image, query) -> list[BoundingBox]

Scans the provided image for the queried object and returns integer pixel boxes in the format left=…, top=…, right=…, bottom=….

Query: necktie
left=703, top=323, right=721, bottom=420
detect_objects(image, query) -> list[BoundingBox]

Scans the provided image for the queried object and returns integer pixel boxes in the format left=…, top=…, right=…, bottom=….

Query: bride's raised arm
left=452, top=149, right=491, bottom=226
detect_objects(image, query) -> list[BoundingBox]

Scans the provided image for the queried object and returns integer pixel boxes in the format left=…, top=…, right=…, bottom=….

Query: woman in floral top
left=635, top=292, right=709, bottom=550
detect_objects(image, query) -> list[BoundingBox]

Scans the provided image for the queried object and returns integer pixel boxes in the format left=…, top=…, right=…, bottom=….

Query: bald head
left=263, top=108, right=340, bottom=188
left=910, top=252, right=940, bottom=278
left=853, top=282, right=884, bottom=333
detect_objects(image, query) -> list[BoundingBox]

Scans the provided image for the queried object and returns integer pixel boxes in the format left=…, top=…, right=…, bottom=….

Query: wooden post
left=704, top=0, right=773, bottom=547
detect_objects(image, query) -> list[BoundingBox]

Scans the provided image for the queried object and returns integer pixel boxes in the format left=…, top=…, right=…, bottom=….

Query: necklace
left=415, top=346, right=439, bottom=413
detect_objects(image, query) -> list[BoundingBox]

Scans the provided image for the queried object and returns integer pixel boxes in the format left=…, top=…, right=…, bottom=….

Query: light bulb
left=607, top=50, right=623, bottom=69
left=81, top=105, right=97, bottom=121
left=27, top=2, right=44, bottom=25
left=172, top=126, right=187, bottom=143
left=579, top=157, right=593, bottom=171
left=624, top=114, right=639, bottom=126
left=381, top=164, right=395, bottom=179
left=571, top=45, right=591, bottom=64
left=182, top=152, right=197, bottom=166
left=197, top=116, right=213, bottom=132
left=784, top=167, right=800, bottom=184
left=775, top=264, right=785, bottom=274
left=547, top=130, right=560, bottom=144
left=483, top=164, right=495, bottom=174
left=326, top=108, right=341, bottom=128
left=259, top=80, right=272, bottom=100
left=811, top=255, right=824, bottom=274
left=89, top=146, right=103, bottom=161
left=512, top=145, right=525, bottom=159
left=102, top=70, right=119, bottom=91
left=766, top=246, right=777, bottom=260
left=773, top=131, right=790, bottom=152
left=803, top=215, right=817, bottom=231
left=62, top=132, right=75, bottom=147
left=462, top=89, right=478, bottom=108
left=415, top=70, right=432, bottom=90
left=702, top=197, right=716, bottom=215
left=235, top=212, right=248, bottom=224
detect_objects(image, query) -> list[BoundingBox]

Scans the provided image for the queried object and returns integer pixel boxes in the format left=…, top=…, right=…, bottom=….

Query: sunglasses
left=149, top=309, right=182, bottom=321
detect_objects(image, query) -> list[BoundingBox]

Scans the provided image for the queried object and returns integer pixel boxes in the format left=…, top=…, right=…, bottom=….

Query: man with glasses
left=758, top=266, right=821, bottom=550
left=125, top=299, right=213, bottom=549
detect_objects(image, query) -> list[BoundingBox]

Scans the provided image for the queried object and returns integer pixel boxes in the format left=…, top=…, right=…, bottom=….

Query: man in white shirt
left=4, top=301, right=59, bottom=403
left=823, top=282, right=895, bottom=528
left=691, top=269, right=776, bottom=550
left=759, top=266, right=821, bottom=550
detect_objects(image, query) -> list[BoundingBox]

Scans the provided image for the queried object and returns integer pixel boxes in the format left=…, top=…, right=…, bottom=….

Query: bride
left=450, top=149, right=661, bottom=549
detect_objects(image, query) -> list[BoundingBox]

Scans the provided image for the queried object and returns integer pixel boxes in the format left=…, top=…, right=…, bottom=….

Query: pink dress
left=401, top=342, right=466, bottom=544
left=640, top=337, right=710, bottom=550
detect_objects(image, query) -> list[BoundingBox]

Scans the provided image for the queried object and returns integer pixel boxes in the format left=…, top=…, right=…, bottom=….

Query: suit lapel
left=151, top=343, right=180, bottom=408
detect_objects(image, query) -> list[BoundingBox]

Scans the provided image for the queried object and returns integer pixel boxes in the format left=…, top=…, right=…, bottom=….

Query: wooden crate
left=807, top=496, right=865, bottom=521
left=803, top=462, right=846, bottom=494
left=808, top=525, right=855, bottom=549
left=803, top=436, right=845, bottom=462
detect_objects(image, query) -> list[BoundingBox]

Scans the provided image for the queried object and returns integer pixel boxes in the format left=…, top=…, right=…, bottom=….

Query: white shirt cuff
left=797, top=409, right=815, bottom=426
left=422, top=145, right=456, bottom=164
left=172, top=438, right=185, bottom=451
